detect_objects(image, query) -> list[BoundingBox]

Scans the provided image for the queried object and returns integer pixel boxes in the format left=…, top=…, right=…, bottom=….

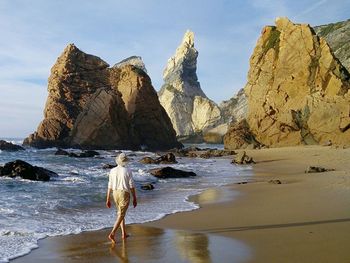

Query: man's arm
left=130, top=188, right=137, bottom=208
left=106, top=172, right=112, bottom=208
left=106, top=188, right=112, bottom=208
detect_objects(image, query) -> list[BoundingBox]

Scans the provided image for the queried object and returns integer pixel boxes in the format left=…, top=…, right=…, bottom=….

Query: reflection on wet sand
left=12, top=225, right=250, bottom=263
left=175, top=231, right=211, bottom=263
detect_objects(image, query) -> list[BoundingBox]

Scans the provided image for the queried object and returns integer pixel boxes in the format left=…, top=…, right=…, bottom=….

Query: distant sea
left=0, top=138, right=252, bottom=262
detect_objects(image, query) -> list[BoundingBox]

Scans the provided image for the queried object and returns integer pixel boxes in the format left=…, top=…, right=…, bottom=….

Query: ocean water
left=0, top=139, right=252, bottom=262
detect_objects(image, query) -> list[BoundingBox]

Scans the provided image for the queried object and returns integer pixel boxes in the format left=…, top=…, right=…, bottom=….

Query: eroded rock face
left=158, top=30, right=222, bottom=137
left=244, top=17, right=350, bottom=147
left=224, top=119, right=260, bottom=150
left=24, top=44, right=180, bottom=150
left=315, top=19, right=350, bottom=73
left=110, top=65, right=181, bottom=150
left=220, top=88, right=248, bottom=124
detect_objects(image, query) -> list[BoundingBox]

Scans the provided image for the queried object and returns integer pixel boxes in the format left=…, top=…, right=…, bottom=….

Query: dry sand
left=12, top=146, right=350, bottom=263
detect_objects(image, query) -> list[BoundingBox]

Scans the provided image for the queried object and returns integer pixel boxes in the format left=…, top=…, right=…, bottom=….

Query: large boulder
left=0, top=160, right=57, bottom=181
left=140, top=153, right=177, bottom=164
left=24, top=44, right=181, bottom=150
left=224, top=119, right=260, bottom=150
left=158, top=30, right=222, bottom=139
left=243, top=17, right=350, bottom=147
left=0, top=140, right=25, bottom=151
left=150, top=167, right=196, bottom=178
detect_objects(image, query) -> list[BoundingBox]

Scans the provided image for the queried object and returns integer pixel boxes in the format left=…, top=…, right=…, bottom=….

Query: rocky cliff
left=24, top=44, right=181, bottom=150
left=228, top=17, right=350, bottom=148
left=314, top=19, right=350, bottom=73
left=219, top=88, right=247, bottom=123
left=158, top=30, right=222, bottom=139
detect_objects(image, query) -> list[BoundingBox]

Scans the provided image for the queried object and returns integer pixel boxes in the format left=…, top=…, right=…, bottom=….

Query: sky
left=0, top=0, right=349, bottom=138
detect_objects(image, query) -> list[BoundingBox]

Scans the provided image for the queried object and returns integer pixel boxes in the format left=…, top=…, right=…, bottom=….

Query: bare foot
left=122, top=234, right=130, bottom=239
left=108, top=233, right=116, bottom=244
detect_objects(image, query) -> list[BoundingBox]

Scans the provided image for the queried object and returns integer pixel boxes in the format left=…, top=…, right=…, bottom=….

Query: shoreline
left=11, top=145, right=350, bottom=262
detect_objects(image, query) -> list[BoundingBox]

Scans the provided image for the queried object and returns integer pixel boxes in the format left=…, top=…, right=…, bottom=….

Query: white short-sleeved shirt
left=108, top=166, right=135, bottom=193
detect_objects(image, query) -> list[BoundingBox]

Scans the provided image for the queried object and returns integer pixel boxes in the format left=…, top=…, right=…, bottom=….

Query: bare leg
left=121, top=219, right=130, bottom=239
left=109, top=213, right=125, bottom=244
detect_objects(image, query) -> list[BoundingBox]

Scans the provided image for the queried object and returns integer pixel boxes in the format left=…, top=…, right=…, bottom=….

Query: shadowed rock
left=150, top=167, right=196, bottom=178
left=232, top=151, right=255, bottom=165
left=55, top=149, right=99, bottom=158
left=0, top=160, right=57, bottom=181
left=140, top=153, right=177, bottom=164
left=0, top=140, right=25, bottom=151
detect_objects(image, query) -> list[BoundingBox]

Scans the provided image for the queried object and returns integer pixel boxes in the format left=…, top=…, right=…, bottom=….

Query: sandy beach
left=12, top=146, right=350, bottom=263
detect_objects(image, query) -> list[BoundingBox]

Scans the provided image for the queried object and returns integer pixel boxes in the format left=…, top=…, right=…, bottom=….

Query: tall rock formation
left=158, top=30, right=222, bottom=139
left=24, top=44, right=181, bottom=150
left=230, top=17, right=350, bottom=148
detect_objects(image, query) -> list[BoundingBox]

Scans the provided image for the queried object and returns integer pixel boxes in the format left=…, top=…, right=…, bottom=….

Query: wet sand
left=12, top=146, right=350, bottom=263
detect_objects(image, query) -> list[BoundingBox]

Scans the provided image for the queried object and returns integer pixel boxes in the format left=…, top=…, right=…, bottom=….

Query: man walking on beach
left=106, top=152, right=137, bottom=244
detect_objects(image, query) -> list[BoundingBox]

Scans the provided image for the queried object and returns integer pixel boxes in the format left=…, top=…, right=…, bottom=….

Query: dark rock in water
left=78, top=150, right=100, bottom=158
left=102, top=163, right=117, bottom=169
left=55, top=149, right=99, bottom=158
left=269, top=179, right=282, bottom=184
left=232, top=151, right=255, bottom=165
left=140, top=153, right=177, bottom=164
left=0, top=140, right=25, bottom=151
left=140, top=157, right=158, bottom=164
left=305, top=166, right=335, bottom=173
left=150, top=167, right=196, bottom=178
left=141, top=183, right=155, bottom=190
left=0, top=160, right=56, bottom=181
left=199, top=149, right=235, bottom=158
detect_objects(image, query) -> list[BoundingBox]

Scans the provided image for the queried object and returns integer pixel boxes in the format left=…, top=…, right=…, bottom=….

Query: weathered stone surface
left=224, top=119, right=260, bottom=150
left=0, top=160, right=57, bottom=181
left=244, top=17, right=350, bottom=147
left=315, top=19, right=350, bottom=73
left=24, top=44, right=180, bottom=150
left=111, top=65, right=181, bottom=150
left=114, top=56, right=147, bottom=73
left=232, top=151, right=255, bottom=165
left=150, top=166, right=196, bottom=178
left=0, top=140, right=25, bottom=151
left=158, top=30, right=222, bottom=138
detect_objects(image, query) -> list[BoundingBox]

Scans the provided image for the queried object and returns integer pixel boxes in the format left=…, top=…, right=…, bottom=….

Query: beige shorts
left=112, top=190, right=130, bottom=217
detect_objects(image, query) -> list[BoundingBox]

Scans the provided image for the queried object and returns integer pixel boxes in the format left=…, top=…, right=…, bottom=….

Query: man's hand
left=133, top=199, right=137, bottom=208
left=106, top=199, right=111, bottom=208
